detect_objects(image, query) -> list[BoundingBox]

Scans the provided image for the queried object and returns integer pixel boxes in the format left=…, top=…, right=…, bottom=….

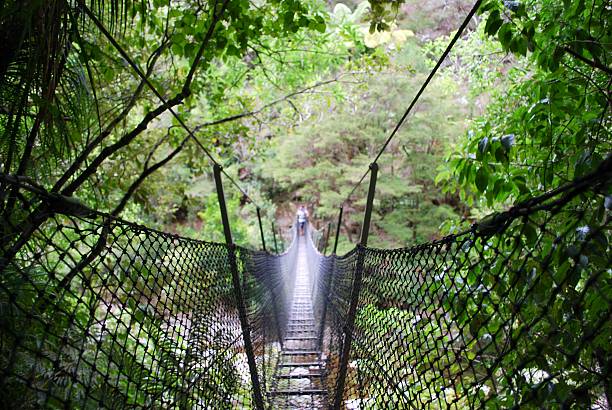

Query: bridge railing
left=319, top=158, right=611, bottom=408
left=0, top=178, right=290, bottom=409
left=266, top=225, right=299, bottom=343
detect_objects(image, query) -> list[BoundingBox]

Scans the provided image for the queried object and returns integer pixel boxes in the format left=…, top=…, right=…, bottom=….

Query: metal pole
left=358, top=163, right=377, bottom=246
left=213, top=164, right=265, bottom=410
left=332, top=206, right=343, bottom=255
left=333, top=162, right=378, bottom=409
left=256, top=207, right=266, bottom=252
left=271, top=221, right=279, bottom=253
left=323, top=222, right=331, bottom=255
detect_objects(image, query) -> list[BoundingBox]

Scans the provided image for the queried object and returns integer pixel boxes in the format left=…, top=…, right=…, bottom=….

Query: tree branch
left=193, top=72, right=364, bottom=130
left=563, top=46, right=612, bottom=76
left=53, top=39, right=169, bottom=192
left=112, top=135, right=190, bottom=216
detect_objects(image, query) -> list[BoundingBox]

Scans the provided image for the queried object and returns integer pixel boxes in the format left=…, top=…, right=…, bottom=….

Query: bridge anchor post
left=332, top=206, right=343, bottom=255
left=213, top=164, right=265, bottom=410
left=333, top=162, right=378, bottom=409
left=256, top=207, right=266, bottom=252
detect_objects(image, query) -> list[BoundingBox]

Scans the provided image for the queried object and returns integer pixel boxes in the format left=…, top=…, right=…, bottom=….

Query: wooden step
left=269, top=389, right=326, bottom=396
left=281, top=350, right=319, bottom=355
left=285, top=336, right=317, bottom=341
left=277, top=373, right=323, bottom=379
left=279, top=362, right=321, bottom=367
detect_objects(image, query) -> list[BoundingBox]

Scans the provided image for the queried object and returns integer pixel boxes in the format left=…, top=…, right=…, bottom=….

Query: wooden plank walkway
left=269, top=234, right=327, bottom=408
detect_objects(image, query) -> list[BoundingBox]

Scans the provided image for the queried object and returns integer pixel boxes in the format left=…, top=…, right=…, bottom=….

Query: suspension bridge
left=0, top=0, right=610, bottom=407
left=0, top=157, right=610, bottom=409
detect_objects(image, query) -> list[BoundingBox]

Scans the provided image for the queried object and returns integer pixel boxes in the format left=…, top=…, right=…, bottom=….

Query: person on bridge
left=296, top=205, right=309, bottom=236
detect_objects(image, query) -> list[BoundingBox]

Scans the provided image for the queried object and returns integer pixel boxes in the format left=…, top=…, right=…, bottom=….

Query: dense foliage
left=0, top=0, right=609, bottom=408
left=0, top=0, right=361, bottom=247
left=440, top=0, right=610, bottom=212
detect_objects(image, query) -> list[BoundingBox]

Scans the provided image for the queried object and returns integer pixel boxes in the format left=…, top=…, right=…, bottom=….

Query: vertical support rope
left=358, top=163, right=378, bottom=246
left=213, top=164, right=265, bottom=410
left=256, top=207, right=266, bottom=252
left=333, top=162, right=378, bottom=409
left=272, top=221, right=279, bottom=253
left=332, top=206, right=343, bottom=255
left=323, top=222, right=331, bottom=255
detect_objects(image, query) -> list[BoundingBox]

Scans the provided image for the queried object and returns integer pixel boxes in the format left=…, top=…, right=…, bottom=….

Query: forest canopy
left=1, top=0, right=609, bottom=249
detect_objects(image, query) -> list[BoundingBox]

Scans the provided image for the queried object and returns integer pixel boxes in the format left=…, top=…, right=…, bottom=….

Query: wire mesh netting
left=0, top=179, right=286, bottom=409
left=319, top=160, right=611, bottom=408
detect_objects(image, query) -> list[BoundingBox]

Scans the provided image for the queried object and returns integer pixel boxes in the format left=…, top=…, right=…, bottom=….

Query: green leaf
left=485, top=10, right=503, bottom=36
left=498, top=23, right=513, bottom=49
left=475, top=167, right=489, bottom=192
left=172, top=32, right=186, bottom=47
left=549, top=47, right=565, bottom=72
left=184, top=43, right=196, bottom=58
left=509, top=34, right=528, bottom=56
left=523, top=224, right=538, bottom=246
left=495, top=146, right=508, bottom=163
left=283, top=10, right=295, bottom=29
left=492, top=178, right=505, bottom=198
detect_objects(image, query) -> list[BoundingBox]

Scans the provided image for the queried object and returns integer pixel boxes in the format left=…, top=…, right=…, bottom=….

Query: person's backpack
left=297, top=210, right=306, bottom=222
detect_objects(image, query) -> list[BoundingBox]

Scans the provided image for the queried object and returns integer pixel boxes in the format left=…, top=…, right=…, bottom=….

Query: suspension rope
left=77, top=0, right=261, bottom=208
left=341, top=0, right=482, bottom=205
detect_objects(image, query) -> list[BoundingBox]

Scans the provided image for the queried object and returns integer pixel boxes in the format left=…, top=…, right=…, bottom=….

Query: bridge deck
left=269, top=235, right=326, bottom=408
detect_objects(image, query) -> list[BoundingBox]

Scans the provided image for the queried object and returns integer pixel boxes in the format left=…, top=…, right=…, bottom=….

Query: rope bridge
left=0, top=157, right=610, bottom=409
left=0, top=1, right=610, bottom=406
